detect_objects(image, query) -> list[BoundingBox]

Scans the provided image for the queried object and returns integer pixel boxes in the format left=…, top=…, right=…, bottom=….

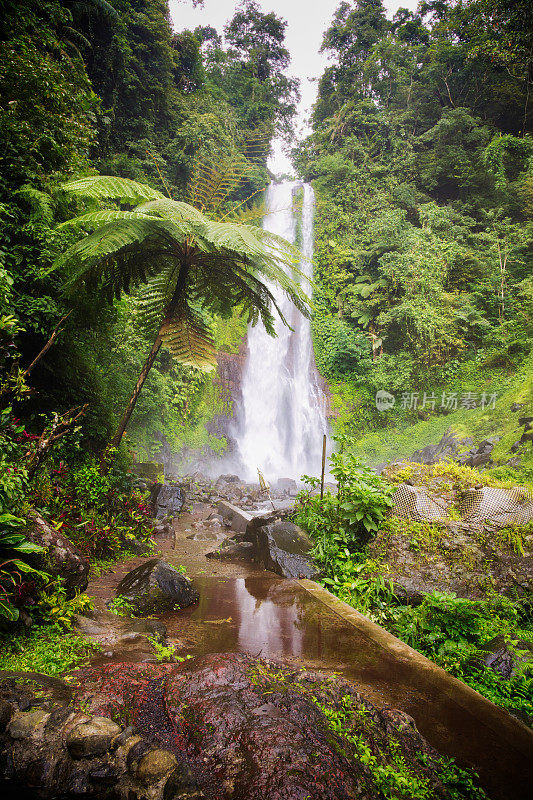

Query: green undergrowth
left=334, top=354, right=533, bottom=481
left=313, top=694, right=488, bottom=800
left=249, top=662, right=487, bottom=799
left=0, top=585, right=100, bottom=675
left=0, top=626, right=99, bottom=676
left=294, top=444, right=533, bottom=726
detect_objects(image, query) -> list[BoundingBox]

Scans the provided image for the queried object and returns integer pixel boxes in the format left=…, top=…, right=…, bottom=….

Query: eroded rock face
left=64, top=653, right=486, bottom=800
left=25, top=511, right=89, bottom=595
left=114, top=559, right=198, bottom=615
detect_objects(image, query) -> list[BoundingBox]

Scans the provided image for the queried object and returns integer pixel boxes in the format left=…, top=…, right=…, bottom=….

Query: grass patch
left=0, top=624, right=100, bottom=676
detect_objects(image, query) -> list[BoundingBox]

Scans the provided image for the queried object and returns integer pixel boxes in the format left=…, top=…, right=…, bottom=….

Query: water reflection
left=161, top=576, right=533, bottom=800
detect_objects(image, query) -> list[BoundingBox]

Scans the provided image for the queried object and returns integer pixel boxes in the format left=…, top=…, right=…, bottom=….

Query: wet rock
left=136, top=749, right=177, bottom=783
left=206, top=539, right=255, bottom=562
left=480, top=635, right=533, bottom=679
left=115, top=559, right=199, bottom=615
left=253, top=521, right=320, bottom=579
left=66, top=716, right=121, bottom=758
left=155, top=483, right=186, bottom=518
left=8, top=710, right=49, bottom=740
left=0, top=698, right=13, bottom=732
left=25, top=511, right=89, bottom=595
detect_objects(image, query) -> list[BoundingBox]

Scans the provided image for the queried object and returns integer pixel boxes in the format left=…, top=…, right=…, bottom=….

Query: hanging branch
left=23, top=311, right=72, bottom=378
left=26, top=404, right=88, bottom=481
left=0, top=312, right=72, bottom=410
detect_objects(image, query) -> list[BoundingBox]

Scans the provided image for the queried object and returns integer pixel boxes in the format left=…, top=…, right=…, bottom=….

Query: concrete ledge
left=217, top=501, right=253, bottom=533
left=299, top=579, right=533, bottom=761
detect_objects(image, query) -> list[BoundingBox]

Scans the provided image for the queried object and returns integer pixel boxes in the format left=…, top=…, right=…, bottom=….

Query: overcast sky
left=169, top=0, right=419, bottom=172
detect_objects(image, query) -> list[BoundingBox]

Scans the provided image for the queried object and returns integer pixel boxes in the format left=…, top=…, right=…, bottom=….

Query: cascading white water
left=234, top=181, right=328, bottom=482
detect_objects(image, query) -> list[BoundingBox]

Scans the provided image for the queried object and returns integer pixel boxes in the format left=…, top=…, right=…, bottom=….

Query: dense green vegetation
left=294, top=0, right=532, bottom=464
left=295, top=446, right=533, bottom=726
left=1, top=0, right=532, bottom=768
left=0, top=0, right=299, bottom=644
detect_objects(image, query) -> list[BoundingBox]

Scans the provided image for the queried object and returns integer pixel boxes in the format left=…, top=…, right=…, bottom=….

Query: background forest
left=295, top=0, right=532, bottom=476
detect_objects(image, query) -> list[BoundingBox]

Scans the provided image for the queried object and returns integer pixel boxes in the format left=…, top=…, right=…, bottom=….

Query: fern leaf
left=62, top=176, right=164, bottom=205
left=160, top=302, right=216, bottom=371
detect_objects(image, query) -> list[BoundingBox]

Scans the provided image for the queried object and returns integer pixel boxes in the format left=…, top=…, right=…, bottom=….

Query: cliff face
left=206, top=337, right=248, bottom=445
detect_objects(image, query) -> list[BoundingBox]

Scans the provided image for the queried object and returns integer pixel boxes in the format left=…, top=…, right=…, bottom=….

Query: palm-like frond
left=58, top=178, right=312, bottom=370
left=160, top=302, right=216, bottom=372
left=62, top=176, right=164, bottom=205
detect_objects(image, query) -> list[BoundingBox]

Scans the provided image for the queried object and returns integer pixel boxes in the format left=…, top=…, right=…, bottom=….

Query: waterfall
left=233, top=181, right=328, bottom=482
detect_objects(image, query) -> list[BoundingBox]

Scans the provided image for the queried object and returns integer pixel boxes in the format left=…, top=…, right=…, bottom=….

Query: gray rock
left=253, top=521, right=320, bottom=579
left=115, top=559, right=199, bottom=615
left=481, top=635, right=533, bottom=679
left=154, top=483, right=185, bottom=518
left=66, top=717, right=121, bottom=758
left=25, top=511, right=89, bottom=595
left=206, top=540, right=255, bottom=562
left=276, top=478, right=298, bottom=492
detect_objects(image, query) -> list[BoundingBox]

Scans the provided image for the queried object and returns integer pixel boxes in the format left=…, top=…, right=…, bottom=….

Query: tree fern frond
left=58, top=210, right=155, bottom=229
left=159, top=302, right=216, bottom=372
left=57, top=218, right=180, bottom=295
left=136, top=199, right=207, bottom=223
left=15, top=186, right=54, bottom=225
left=62, top=176, right=164, bottom=205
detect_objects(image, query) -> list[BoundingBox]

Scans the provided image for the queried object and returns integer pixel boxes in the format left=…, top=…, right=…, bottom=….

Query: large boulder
left=25, top=512, right=89, bottom=595
left=391, top=483, right=449, bottom=522
left=64, top=653, right=488, bottom=800
left=114, top=559, right=198, bottom=615
left=152, top=482, right=185, bottom=519
left=253, top=520, right=320, bottom=579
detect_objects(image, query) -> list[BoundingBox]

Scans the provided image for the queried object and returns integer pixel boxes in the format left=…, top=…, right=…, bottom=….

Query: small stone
left=8, top=710, right=49, bottom=739
left=136, top=749, right=177, bottom=784
left=66, top=716, right=121, bottom=758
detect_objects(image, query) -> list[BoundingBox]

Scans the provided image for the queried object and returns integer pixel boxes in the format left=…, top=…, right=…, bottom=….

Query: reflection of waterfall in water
left=234, top=181, right=329, bottom=482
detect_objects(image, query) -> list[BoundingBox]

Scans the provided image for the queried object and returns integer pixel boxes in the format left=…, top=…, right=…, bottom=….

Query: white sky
left=169, top=0, right=419, bottom=173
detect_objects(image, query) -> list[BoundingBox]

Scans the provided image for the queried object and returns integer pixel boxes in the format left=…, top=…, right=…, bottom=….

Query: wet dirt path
left=87, top=501, right=265, bottom=611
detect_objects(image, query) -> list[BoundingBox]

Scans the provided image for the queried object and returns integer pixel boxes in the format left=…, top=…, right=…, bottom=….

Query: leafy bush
left=295, top=435, right=393, bottom=569
left=0, top=512, right=48, bottom=622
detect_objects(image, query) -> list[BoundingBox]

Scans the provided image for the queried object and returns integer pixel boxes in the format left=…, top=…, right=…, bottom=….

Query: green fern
left=59, top=176, right=311, bottom=372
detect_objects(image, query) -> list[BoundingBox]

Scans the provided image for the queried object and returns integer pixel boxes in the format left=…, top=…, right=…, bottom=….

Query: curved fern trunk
left=101, top=262, right=190, bottom=470
left=101, top=333, right=163, bottom=467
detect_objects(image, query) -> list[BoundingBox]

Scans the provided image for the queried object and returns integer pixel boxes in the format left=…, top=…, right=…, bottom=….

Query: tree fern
left=58, top=174, right=312, bottom=453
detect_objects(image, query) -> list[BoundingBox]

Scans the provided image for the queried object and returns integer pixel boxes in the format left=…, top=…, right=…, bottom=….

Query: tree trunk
left=101, top=262, right=190, bottom=470
left=102, top=333, right=163, bottom=466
